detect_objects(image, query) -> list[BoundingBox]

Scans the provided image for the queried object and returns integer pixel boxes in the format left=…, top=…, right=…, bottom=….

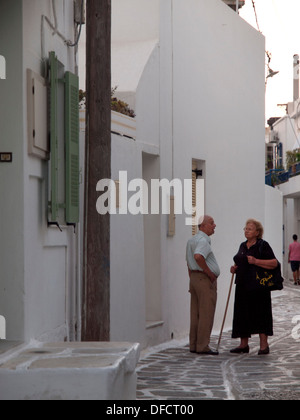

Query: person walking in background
left=230, top=219, right=278, bottom=356
left=288, top=235, right=300, bottom=285
left=186, top=215, right=220, bottom=356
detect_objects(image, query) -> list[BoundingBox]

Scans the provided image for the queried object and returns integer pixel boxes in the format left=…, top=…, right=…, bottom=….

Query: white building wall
left=110, top=132, right=147, bottom=345
left=111, top=0, right=159, bottom=110
left=264, top=185, right=283, bottom=266
left=284, top=197, right=300, bottom=280
left=0, top=0, right=26, bottom=340
left=0, top=0, right=277, bottom=350
left=0, top=0, right=78, bottom=342
left=278, top=184, right=300, bottom=281
left=22, top=0, right=78, bottom=343
left=268, top=94, right=300, bottom=280
left=110, top=0, right=266, bottom=347
left=162, top=0, right=266, bottom=337
left=273, top=116, right=297, bottom=169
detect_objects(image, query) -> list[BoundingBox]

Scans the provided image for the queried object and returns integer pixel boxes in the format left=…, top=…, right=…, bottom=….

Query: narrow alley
left=137, top=282, right=300, bottom=400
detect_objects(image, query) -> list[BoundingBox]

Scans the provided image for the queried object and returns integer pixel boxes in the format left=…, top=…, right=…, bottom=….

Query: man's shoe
left=230, top=345, right=250, bottom=354
left=198, top=349, right=219, bottom=355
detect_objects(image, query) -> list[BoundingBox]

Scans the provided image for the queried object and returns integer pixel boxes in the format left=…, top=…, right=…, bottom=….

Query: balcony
left=265, top=163, right=300, bottom=187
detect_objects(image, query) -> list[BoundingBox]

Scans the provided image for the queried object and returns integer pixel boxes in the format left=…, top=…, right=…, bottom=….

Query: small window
left=65, top=71, right=80, bottom=224
left=0, top=315, right=6, bottom=339
left=192, top=160, right=205, bottom=235
left=0, top=55, right=6, bottom=79
left=168, top=195, right=176, bottom=237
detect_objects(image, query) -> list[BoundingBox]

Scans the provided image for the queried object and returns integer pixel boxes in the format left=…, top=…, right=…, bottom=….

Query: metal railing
left=265, top=163, right=300, bottom=186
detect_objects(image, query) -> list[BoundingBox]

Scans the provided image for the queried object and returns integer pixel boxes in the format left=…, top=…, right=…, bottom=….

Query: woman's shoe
left=230, top=345, right=249, bottom=354
left=258, top=346, right=270, bottom=355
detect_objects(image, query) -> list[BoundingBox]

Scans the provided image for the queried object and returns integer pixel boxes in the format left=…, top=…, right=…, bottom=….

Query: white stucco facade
left=102, top=0, right=281, bottom=348
left=0, top=1, right=140, bottom=400
left=270, top=100, right=300, bottom=280
left=0, top=0, right=285, bottom=399
left=1, top=0, right=283, bottom=355
left=0, top=0, right=80, bottom=343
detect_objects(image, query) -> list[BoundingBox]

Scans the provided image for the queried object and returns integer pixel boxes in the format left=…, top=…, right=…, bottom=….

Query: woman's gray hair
left=245, top=218, right=264, bottom=239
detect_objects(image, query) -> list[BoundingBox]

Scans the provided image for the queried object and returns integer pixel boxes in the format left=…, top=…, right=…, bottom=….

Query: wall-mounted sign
left=0, top=153, right=12, bottom=163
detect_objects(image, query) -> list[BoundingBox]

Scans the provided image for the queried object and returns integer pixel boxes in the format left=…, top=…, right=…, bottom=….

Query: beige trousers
left=189, top=272, right=217, bottom=353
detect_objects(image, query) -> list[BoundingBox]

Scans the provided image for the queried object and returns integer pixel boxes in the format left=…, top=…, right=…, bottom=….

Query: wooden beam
left=82, top=0, right=111, bottom=341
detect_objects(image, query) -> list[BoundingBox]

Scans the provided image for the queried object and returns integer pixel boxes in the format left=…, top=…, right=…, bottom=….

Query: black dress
left=232, top=239, right=274, bottom=339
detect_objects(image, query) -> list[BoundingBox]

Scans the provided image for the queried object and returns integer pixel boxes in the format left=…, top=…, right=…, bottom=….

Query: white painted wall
left=273, top=116, right=297, bottom=169
left=0, top=0, right=26, bottom=341
left=23, top=0, right=78, bottom=342
left=112, top=0, right=159, bottom=43
left=110, top=133, right=147, bottom=345
left=268, top=97, right=300, bottom=280
left=277, top=183, right=300, bottom=281
left=264, top=185, right=283, bottom=265
left=110, top=0, right=267, bottom=347
left=0, top=0, right=274, bottom=351
left=111, top=0, right=159, bottom=110
left=0, top=0, right=78, bottom=342
left=164, top=0, right=266, bottom=337
left=282, top=197, right=300, bottom=280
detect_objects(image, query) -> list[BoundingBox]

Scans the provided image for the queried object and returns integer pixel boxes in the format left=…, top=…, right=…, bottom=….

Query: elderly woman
left=230, top=219, right=278, bottom=355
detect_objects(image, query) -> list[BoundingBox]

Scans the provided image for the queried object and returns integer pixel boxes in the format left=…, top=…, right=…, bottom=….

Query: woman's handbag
left=255, top=263, right=284, bottom=291
left=255, top=241, right=284, bottom=291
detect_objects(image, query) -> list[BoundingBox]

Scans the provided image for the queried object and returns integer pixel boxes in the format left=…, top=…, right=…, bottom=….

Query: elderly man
left=186, top=215, right=220, bottom=355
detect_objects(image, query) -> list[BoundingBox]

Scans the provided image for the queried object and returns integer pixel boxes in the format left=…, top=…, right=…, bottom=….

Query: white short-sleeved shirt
left=186, top=231, right=220, bottom=277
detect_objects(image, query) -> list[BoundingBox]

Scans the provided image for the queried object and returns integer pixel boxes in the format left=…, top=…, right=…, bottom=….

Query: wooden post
left=82, top=0, right=111, bottom=341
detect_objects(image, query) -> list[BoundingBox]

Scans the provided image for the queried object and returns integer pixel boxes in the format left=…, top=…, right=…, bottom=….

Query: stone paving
left=137, top=282, right=300, bottom=400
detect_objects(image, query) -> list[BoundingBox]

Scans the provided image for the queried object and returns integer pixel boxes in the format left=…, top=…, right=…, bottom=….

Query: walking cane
left=216, top=272, right=235, bottom=353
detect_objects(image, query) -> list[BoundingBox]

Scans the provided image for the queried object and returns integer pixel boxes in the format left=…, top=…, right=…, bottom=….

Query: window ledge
left=146, top=321, right=164, bottom=330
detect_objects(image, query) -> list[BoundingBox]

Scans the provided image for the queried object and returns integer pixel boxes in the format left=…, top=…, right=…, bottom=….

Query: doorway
left=142, top=153, right=162, bottom=326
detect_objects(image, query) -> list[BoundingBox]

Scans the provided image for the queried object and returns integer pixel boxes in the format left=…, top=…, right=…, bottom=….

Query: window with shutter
left=49, top=51, right=59, bottom=224
left=168, top=195, right=176, bottom=236
left=65, top=71, right=80, bottom=224
left=192, top=160, right=205, bottom=235
left=192, top=161, right=197, bottom=236
left=48, top=52, right=80, bottom=227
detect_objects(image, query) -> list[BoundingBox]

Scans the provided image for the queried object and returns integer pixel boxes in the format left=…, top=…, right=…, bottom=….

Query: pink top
left=289, top=241, right=300, bottom=261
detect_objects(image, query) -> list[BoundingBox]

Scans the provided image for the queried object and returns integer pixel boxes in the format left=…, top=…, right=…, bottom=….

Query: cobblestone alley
left=137, top=282, right=300, bottom=400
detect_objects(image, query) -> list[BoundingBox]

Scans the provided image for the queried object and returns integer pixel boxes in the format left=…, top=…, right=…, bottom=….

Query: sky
left=239, top=0, right=300, bottom=123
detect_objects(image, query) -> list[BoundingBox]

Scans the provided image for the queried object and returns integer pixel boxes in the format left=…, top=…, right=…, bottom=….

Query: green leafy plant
left=111, top=86, right=135, bottom=118
left=286, top=149, right=300, bottom=170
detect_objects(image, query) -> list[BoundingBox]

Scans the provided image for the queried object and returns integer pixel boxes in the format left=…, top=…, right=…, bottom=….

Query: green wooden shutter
left=49, top=51, right=59, bottom=223
left=65, top=71, right=80, bottom=224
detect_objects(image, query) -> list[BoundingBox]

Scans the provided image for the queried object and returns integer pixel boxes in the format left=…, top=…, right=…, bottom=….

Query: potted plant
left=286, top=149, right=300, bottom=172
